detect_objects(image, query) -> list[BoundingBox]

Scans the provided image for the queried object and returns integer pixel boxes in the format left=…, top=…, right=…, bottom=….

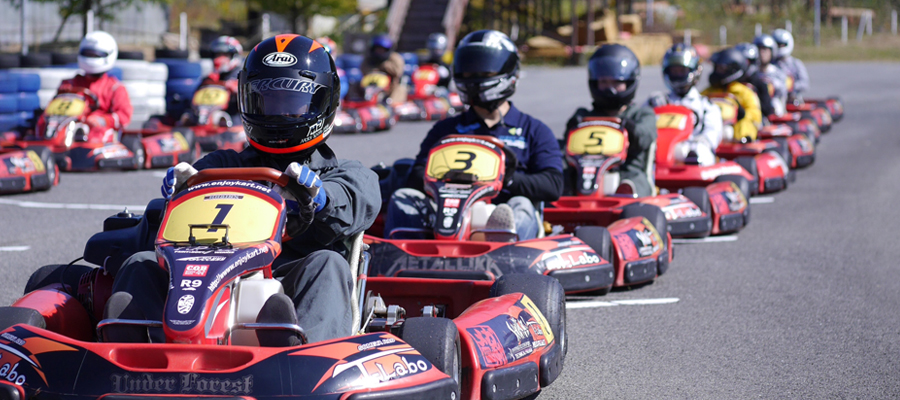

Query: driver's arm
left=792, top=58, right=810, bottom=94
left=307, top=160, right=380, bottom=246
left=506, top=121, right=563, bottom=202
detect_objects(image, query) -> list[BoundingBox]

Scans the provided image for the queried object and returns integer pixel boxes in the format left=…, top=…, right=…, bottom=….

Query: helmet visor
left=239, top=76, right=332, bottom=122
left=454, top=45, right=516, bottom=77
left=80, top=48, right=109, bottom=58
left=589, top=56, right=638, bottom=81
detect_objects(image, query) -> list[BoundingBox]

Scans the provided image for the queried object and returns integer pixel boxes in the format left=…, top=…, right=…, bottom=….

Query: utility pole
left=814, top=0, right=820, bottom=46
left=20, top=0, right=28, bottom=55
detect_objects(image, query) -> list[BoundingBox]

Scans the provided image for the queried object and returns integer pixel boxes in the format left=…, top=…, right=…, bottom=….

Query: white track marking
left=567, top=297, right=680, bottom=309
left=0, top=198, right=145, bottom=212
left=152, top=171, right=167, bottom=178
left=672, top=235, right=739, bottom=244
left=0, top=246, right=30, bottom=251
left=750, top=196, right=775, bottom=204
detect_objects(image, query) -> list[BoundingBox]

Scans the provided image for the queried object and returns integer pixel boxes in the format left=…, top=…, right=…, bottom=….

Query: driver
left=42, top=31, right=132, bottom=143
left=207, top=36, right=244, bottom=83
left=753, top=33, right=789, bottom=117
left=361, top=34, right=406, bottom=104
left=771, top=29, right=810, bottom=101
left=566, top=44, right=657, bottom=197
left=384, top=30, right=563, bottom=241
left=421, top=32, right=452, bottom=88
left=702, top=47, right=762, bottom=142
left=646, top=43, right=722, bottom=166
left=104, top=34, right=380, bottom=345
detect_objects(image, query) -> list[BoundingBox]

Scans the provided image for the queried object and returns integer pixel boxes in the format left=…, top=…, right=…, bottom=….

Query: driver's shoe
left=484, top=204, right=517, bottom=242
left=101, top=292, right=151, bottom=343
left=256, top=294, right=304, bottom=347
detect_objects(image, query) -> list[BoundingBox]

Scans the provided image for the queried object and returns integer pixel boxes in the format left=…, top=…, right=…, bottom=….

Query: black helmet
left=452, top=30, right=520, bottom=111
left=238, top=34, right=340, bottom=156
left=369, top=34, right=393, bottom=65
left=708, top=47, right=746, bottom=87
left=734, top=42, right=759, bottom=80
left=588, top=44, right=641, bottom=110
left=661, top=43, right=702, bottom=96
left=427, top=32, right=449, bottom=60
left=753, top=34, right=777, bottom=66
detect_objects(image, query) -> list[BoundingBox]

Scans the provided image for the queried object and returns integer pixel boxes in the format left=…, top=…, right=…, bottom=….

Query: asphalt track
left=2, top=62, right=900, bottom=398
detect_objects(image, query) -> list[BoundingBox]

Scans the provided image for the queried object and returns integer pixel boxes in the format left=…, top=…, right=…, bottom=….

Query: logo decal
left=177, top=295, right=195, bottom=314
left=262, top=52, right=297, bottom=67
left=184, top=264, right=208, bottom=277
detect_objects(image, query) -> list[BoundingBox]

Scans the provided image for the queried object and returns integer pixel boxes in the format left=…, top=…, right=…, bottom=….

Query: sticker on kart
left=426, top=143, right=501, bottom=182
left=566, top=125, right=625, bottom=156
left=161, top=191, right=279, bottom=244
left=466, top=295, right=553, bottom=369
left=44, top=95, right=86, bottom=117
left=193, top=86, right=229, bottom=107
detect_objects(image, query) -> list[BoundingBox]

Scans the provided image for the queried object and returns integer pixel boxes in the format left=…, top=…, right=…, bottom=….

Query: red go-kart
left=0, top=167, right=567, bottom=399
left=653, top=105, right=755, bottom=232
left=0, top=145, right=58, bottom=194
left=543, top=117, right=716, bottom=238
left=366, top=135, right=671, bottom=295
left=137, top=81, right=245, bottom=153
left=399, top=64, right=462, bottom=121
left=336, top=72, right=397, bottom=133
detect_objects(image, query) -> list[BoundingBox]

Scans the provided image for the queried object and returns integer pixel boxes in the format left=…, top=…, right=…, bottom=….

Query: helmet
left=708, top=47, right=746, bottom=87
left=210, top=36, right=243, bottom=74
left=316, top=37, right=338, bottom=54
left=238, top=34, right=340, bottom=156
left=771, top=29, right=794, bottom=59
left=452, top=30, right=519, bottom=112
left=369, top=34, right=393, bottom=64
left=753, top=34, right=778, bottom=65
left=661, top=43, right=702, bottom=96
left=734, top=42, right=759, bottom=79
left=587, top=44, right=640, bottom=110
left=78, top=31, right=117, bottom=75
left=426, top=32, right=449, bottom=60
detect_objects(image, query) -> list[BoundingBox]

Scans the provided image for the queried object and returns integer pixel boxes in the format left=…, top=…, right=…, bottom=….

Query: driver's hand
left=284, top=162, right=327, bottom=212
left=502, top=147, right=518, bottom=189
left=161, top=162, right=198, bottom=199
left=86, top=114, right=107, bottom=128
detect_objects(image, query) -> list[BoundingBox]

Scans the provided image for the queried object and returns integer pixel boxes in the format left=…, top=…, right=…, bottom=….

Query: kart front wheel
left=399, top=317, right=461, bottom=397
left=621, top=203, right=670, bottom=274
left=490, top=274, right=567, bottom=367
left=121, top=134, right=145, bottom=170
left=682, top=187, right=711, bottom=217
left=573, top=226, right=613, bottom=295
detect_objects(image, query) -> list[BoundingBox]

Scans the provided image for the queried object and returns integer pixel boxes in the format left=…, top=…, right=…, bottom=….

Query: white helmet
left=771, top=29, right=794, bottom=60
left=78, top=31, right=118, bottom=75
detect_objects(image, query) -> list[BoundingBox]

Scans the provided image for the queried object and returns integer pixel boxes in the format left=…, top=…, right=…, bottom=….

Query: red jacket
left=60, top=73, right=132, bottom=130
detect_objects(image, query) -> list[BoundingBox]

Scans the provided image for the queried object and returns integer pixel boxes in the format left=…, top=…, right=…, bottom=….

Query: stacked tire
left=115, top=60, right=168, bottom=129
left=155, top=59, right=202, bottom=119
left=0, top=72, right=41, bottom=133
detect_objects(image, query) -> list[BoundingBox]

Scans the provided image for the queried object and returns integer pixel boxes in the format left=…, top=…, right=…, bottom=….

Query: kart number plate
left=427, top=143, right=501, bottom=182
left=45, top=96, right=86, bottom=117
left=655, top=112, right=689, bottom=130
left=710, top=98, right=739, bottom=123
left=567, top=125, right=625, bottom=156
left=162, top=191, right=279, bottom=244
left=362, top=72, right=391, bottom=89
left=193, top=87, right=229, bottom=107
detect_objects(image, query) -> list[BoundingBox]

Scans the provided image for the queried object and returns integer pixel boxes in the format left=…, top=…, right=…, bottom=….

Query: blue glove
left=285, top=162, right=327, bottom=212
left=161, top=167, right=176, bottom=199
left=161, top=162, right=198, bottom=200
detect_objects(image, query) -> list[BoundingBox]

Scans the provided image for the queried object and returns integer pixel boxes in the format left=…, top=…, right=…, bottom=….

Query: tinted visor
left=210, top=42, right=234, bottom=54
left=453, top=46, right=515, bottom=77
left=588, top=56, right=637, bottom=81
left=80, top=48, right=109, bottom=58
left=239, top=75, right=332, bottom=122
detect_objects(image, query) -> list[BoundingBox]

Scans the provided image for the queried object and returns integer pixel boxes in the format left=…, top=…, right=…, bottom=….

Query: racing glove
left=500, top=146, right=519, bottom=189
left=161, top=162, right=198, bottom=199
left=621, top=118, right=637, bottom=137
left=284, top=162, right=327, bottom=213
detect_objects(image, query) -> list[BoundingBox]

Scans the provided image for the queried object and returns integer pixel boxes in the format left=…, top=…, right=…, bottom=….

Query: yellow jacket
left=703, top=82, right=761, bottom=142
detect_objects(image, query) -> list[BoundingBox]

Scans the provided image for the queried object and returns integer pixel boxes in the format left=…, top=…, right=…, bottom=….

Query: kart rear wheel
left=573, top=226, right=613, bottom=295
left=682, top=187, right=711, bottom=216
left=121, top=134, right=145, bottom=170
left=29, top=146, right=58, bottom=191
left=772, top=137, right=792, bottom=168
left=490, top=274, right=567, bottom=360
left=733, top=156, right=759, bottom=195
left=714, top=174, right=752, bottom=227
left=175, top=128, right=198, bottom=164
left=0, top=307, right=46, bottom=332
left=621, top=203, right=670, bottom=274
left=399, top=317, right=461, bottom=396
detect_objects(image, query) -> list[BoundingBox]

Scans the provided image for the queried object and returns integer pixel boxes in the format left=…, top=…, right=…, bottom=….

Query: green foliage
left=249, top=0, right=357, bottom=33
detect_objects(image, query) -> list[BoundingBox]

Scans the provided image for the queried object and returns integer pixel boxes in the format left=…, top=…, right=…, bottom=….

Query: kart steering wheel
left=185, top=167, right=291, bottom=187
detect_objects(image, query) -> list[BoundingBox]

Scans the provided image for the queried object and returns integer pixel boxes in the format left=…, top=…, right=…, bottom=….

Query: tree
left=6, top=0, right=169, bottom=43
left=249, top=0, right=357, bottom=35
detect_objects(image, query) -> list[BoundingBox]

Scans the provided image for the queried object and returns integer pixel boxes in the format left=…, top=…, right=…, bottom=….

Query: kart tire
left=115, top=60, right=150, bottom=81
left=175, top=127, right=198, bottom=163
left=123, top=81, right=149, bottom=99
left=773, top=137, right=792, bottom=167
left=146, top=63, right=169, bottom=82
left=0, top=93, right=15, bottom=113
left=155, top=48, right=190, bottom=60
left=37, top=89, right=55, bottom=108
left=621, top=203, right=670, bottom=274
left=399, top=317, right=461, bottom=396
left=490, top=274, right=566, bottom=386
left=50, top=52, right=79, bottom=65
left=733, top=156, right=759, bottom=195
left=17, top=92, right=40, bottom=112
left=0, top=74, right=16, bottom=93
left=0, top=113, right=17, bottom=131
left=29, top=146, right=57, bottom=191
left=118, top=50, right=146, bottom=60
left=0, top=53, right=21, bottom=69
left=573, top=226, right=613, bottom=295
left=199, top=58, right=214, bottom=78
left=121, top=134, right=145, bottom=170
left=16, top=73, right=40, bottom=92
left=682, top=186, right=711, bottom=216
left=19, top=53, right=51, bottom=68
left=147, top=81, right=166, bottom=97
left=24, top=263, right=95, bottom=294
left=0, top=307, right=46, bottom=332
left=714, top=174, right=752, bottom=227
left=146, top=97, right=166, bottom=115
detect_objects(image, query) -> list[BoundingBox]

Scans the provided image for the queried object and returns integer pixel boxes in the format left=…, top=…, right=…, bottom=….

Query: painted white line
left=750, top=196, right=775, bottom=204
left=672, top=235, right=739, bottom=244
left=0, top=198, right=145, bottom=212
left=151, top=171, right=167, bottom=178
left=567, top=297, right=680, bottom=309
left=0, top=246, right=30, bottom=252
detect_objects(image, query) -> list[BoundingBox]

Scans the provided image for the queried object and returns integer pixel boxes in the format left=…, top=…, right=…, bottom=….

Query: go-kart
left=0, top=145, right=58, bottom=194
left=335, top=72, right=398, bottom=133
left=0, top=167, right=566, bottom=400
left=708, top=94, right=815, bottom=171
left=136, top=80, right=245, bottom=153
left=397, top=64, right=462, bottom=121
left=653, top=105, right=755, bottom=232
left=543, top=117, right=717, bottom=238
left=12, top=87, right=194, bottom=171
left=367, top=135, right=671, bottom=295
left=784, top=76, right=843, bottom=130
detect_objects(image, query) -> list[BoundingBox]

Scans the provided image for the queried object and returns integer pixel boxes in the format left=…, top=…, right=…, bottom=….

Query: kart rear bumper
left=347, top=377, right=458, bottom=400
left=548, top=261, right=615, bottom=293
left=667, top=215, right=712, bottom=238
left=0, top=176, right=27, bottom=193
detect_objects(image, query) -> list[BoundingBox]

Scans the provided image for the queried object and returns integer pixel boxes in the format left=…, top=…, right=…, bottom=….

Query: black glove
left=736, top=103, right=746, bottom=121
left=621, top=118, right=637, bottom=136
left=501, top=145, right=518, bottom=189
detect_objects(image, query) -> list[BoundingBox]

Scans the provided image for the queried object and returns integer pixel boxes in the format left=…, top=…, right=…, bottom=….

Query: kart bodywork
left=0, top=146, right=58, bottom=194
left=336, top=72, right=398, bottom=133
left=1, top=167, right=566, bottom=400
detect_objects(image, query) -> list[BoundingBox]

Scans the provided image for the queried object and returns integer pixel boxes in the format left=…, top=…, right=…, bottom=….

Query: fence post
left=570, top=0, right=578, bottom=51
left=86, top=10, right=94, bottom=34
left=262, top=14, right=270, bottom=39
left=684, top=29, right=691, bottom=45
left=755, top=23, right=762, bottom=36
left=586, top=0, right=594, bottom=47
left=856, top=13, right=865, bottom=41
left=786, top=20, right=792, bottom=33
left=179, top=12, right=188, bottom=50
left=814, top=0, right=820, bottom=46
left=20, top=0, right=28, bottom=55
left=720, top=25, right=727, bottom=45
left=842, top=16, right=848, bottom=43
left=892, top=10, right=897, bottom=35
left=646, top=0, right=654, bottom=27
left=866, top=11, right=873, bottom=36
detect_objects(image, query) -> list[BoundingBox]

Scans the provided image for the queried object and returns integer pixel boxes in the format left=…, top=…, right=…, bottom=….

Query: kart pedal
left=256, top=294, right=304, bottom=347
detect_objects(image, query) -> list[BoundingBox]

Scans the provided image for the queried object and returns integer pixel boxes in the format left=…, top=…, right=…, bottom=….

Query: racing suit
left=702, top=82, right=762, bottom=142
left=755, top=64, right=789, bottom=117
left=385, top=102, right=564, bottom=241
left=362, top=52, right=407, bottom=104
left=646, top=87, right=723, bottom=166
left=51, top=73, right=132, bottom=142
left=111, top=144, right=381, bottom=343
left=776, top=56, right=810, bottom=100
left=565, top=103, right=657, bottom=197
